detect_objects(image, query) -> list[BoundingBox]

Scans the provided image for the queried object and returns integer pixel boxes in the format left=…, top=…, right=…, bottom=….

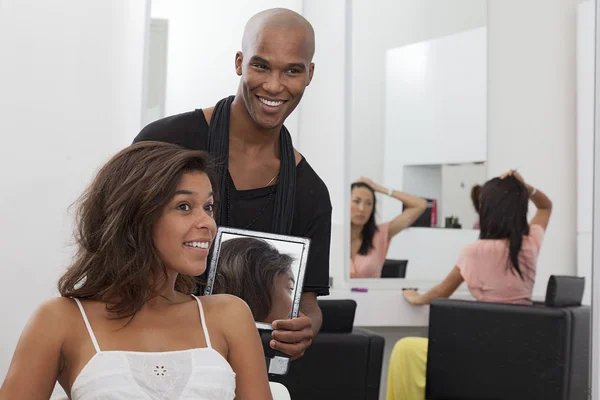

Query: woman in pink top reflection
left=387, top=170, right=553, bottom=400
left=350, top=177, right=428, bottom=278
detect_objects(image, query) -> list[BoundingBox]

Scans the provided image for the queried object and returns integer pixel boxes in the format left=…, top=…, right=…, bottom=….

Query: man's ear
left=235, top=51, right=243, bottom=76
left=306, top=63, right=315, bottom=86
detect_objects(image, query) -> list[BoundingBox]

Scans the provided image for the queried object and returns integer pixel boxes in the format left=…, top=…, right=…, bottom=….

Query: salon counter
left=325, top=288, right=469, bottom=327
left=327, top=288, right=429, bottom=326
left=326, top=288, right=545, bottom=327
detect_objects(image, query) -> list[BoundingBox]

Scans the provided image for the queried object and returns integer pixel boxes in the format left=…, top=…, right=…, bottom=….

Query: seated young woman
left=0, top=142, right=272, bottom=400
left=350, top=177, right=428, bottom=278
left=388, top=170, right=553, bottom=400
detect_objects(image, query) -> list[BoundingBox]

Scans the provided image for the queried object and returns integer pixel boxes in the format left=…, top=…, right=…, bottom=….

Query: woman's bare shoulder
left=200, top=295, right=257, bottom=345
left=22, top=297, right=81, bottom=341
left=36, top=296, right=80, bottom=319
left=200, top=294, right=251, bottom=317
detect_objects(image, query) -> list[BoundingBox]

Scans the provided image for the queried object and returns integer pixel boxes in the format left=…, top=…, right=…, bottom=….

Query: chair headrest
left=317, top=299, right=356, bottom=333
left=545, top=275, right=585, bottom=307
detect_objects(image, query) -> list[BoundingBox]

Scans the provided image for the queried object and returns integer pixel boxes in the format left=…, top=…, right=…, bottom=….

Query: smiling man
left=133, top=8, right=331, bottom=360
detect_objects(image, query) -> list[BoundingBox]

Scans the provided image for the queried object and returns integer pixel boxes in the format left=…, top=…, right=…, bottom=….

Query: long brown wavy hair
left=58, top=141, right=217, bottom=319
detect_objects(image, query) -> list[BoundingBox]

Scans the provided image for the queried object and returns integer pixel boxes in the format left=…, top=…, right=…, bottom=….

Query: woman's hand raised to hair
left=499, top=169, right=526, bottom=185
left=500, top=169, right=552, bottom=229
left=356, top=176, right=375, bottom=187
left=356, top=177, right=384, bottom=193
left=499, top=169, right=536, bottom=195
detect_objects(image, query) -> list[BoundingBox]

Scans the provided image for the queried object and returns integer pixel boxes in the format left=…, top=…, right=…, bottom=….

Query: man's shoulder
left=133, top=109, right=208, bottom=149
left=296, top=157, right=332, bottom=212
left=138, top=110, right=205, bottom=136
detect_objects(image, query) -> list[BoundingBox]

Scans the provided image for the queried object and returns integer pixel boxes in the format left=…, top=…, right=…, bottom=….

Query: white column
left=297, top=0, right=350, bottom=288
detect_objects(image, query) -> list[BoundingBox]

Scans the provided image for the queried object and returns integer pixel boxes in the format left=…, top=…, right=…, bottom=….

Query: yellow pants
left=386, top=337, right=429, bottom=400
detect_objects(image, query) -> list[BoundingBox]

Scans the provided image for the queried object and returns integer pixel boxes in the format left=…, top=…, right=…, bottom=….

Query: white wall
left=487, top=0, right=579, bottom=296
left=0, top=0, right=149, bottom=390
left=150, top=0, right=302, bottom=141
left=350, top=0, right=487, bottom=184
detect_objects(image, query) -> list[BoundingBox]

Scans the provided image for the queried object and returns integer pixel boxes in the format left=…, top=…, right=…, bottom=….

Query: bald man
left=133, top=8, right=331, bottom=360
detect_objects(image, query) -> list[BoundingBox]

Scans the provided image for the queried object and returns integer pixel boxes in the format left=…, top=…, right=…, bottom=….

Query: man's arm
left=300, top=291, right=322, bottom=334
left=270, top=203, right=330, bottom=358
left=270, top=173, right=331, bottom=359
left=270, top=292, right=321, bottom=360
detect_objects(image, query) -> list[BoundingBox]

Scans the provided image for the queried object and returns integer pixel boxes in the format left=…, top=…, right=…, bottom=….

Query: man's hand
left=270, top=312, right=314, bottom=360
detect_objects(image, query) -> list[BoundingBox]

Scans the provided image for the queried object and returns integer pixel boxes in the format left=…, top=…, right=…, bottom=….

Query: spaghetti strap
left=73, top=298, right=101, bottom=353
left=191, top=295, right=212, bottom=349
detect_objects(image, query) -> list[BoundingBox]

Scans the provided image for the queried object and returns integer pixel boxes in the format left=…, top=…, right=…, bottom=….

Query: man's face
left=236, top=26, right=314, bottom=130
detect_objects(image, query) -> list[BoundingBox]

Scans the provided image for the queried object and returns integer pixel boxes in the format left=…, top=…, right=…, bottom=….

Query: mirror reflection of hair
left=212, top=237, right=295, bottom=323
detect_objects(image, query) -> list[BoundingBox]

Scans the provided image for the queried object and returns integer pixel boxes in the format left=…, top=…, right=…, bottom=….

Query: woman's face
left=264, top=271, right=295, bottom=323
left=351, top=187, right=374, bottom=226
left=153, top=171, right=217, bottom=277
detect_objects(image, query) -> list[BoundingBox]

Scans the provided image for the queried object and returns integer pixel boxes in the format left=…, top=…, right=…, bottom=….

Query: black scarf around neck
left=206, top=95, right=296, bottom=234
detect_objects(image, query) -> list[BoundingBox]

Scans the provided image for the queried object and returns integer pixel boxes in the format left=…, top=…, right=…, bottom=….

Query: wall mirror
left=348, top=1, right=487, bottom=286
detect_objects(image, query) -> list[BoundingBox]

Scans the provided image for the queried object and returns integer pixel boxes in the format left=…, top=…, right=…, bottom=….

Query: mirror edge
left=591, top=0, right=599, bottom=398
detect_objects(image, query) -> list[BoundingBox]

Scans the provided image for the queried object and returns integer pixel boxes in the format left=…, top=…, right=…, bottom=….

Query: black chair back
left=381, top=259, right=408, bottom=278
left=425, top=276, right=590, bottom=400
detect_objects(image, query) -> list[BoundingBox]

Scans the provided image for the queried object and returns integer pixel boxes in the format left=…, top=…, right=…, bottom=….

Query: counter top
left=325, top=288, right=545, bottom=327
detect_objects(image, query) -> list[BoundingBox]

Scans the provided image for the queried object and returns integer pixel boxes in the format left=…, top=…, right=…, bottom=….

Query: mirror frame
left=591, top=0, right=599, bottom=398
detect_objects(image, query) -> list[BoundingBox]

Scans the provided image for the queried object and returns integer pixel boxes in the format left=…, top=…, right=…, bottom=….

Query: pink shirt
left=351, top=223, right=390, bottom=278
left=457, top=224, right=545, bottom=304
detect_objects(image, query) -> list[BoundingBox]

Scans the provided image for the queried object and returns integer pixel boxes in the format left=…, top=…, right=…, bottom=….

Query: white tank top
left=70, top=295, right=236, bottom=400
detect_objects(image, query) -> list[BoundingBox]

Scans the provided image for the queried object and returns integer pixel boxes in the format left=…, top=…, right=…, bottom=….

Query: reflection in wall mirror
left=349, top=2, right=487, bottom=281
left=204, top=227, right=310, bottom=331
left=402, top=162, right=487, bottom=230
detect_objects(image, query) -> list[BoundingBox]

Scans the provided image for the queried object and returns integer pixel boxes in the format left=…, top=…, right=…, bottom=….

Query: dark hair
left=58, top=141, right=217, bottom=319
left=351, top=182, right=379, bottom=255
left=212, top=237, right=294, bottom=321
left=471, top=184, right=482, bottom=213
left=478, top=176, right=530, bottom=279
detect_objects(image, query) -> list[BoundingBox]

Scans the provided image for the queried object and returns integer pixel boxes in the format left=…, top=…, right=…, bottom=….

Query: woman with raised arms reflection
left=350, top=177, right=428, bottom=278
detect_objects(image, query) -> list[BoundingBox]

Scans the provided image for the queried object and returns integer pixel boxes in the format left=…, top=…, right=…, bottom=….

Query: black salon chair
left=425, top=276, right=590, bottom=400
left=262, top=299, right=385, bottom=400
left=381, top=259, right=408, bottom=278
